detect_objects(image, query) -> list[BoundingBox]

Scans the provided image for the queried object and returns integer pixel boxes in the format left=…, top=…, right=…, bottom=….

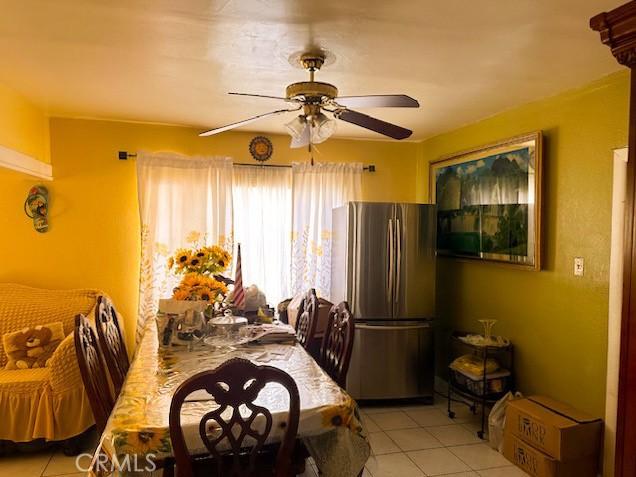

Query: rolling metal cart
left=447, top=331, right=514, bottom=439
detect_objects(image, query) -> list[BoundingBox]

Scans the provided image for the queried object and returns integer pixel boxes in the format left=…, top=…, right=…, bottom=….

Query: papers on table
left=238, top=323, right=297, bottom=345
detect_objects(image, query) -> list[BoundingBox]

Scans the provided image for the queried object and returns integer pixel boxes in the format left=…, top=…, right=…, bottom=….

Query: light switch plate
left=574, top=257, right=585, bottom=276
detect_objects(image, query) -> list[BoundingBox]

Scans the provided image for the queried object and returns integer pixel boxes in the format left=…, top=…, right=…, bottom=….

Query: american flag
left=233, top=243, right=245, bottom=310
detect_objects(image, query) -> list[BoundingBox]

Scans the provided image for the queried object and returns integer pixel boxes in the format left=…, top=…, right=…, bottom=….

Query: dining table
left=89, top=318, right=370, bottom=476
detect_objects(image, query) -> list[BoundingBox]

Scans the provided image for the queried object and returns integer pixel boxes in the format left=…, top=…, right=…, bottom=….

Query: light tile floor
left=359, top=398, right=530, bottom=477
left=0, top=399, right=528, bottom=477
left=0, top=431, right=98, bottom=477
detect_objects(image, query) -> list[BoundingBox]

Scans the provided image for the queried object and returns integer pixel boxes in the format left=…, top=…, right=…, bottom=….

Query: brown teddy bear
left=3, top=323, right=64, bottom=370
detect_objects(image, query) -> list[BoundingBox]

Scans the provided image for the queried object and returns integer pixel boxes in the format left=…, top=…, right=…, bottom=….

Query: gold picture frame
left=429, top=131, right=542, bottom=270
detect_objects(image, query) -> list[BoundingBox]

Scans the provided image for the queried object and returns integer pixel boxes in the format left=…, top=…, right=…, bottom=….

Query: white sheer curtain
left=136, top=152, right=233, bottom=342
left=232, top=166, right=292, bottom=307
left=291, top=162, right=363, bottom=299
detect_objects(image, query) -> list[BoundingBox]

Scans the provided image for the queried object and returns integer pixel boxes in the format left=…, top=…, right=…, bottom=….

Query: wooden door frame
left=591, top=3, right=636, bottom=476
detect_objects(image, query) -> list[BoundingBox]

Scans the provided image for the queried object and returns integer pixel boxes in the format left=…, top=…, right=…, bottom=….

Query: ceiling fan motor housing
left=286, top=81, right=338, bottom=103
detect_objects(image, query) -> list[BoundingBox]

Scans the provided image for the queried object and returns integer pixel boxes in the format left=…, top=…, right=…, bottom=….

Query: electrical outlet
left=574, top=257, right=585, bottom=277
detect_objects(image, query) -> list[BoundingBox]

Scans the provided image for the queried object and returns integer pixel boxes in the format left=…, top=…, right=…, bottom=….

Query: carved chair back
left=320, top=301, right=355, bottom=388
left=169, top=357, right=300, bottom=477
left=295, top=289, right=318, bottom=351
left=74, top=313, right=115, bottom=434
left=95, top=295, right=129, bottom=396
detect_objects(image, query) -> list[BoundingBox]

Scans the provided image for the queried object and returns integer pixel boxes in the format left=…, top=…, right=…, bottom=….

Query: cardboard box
left=504, top=395, right=602, bottom=461
left=503, top=433, right=598, bottom=477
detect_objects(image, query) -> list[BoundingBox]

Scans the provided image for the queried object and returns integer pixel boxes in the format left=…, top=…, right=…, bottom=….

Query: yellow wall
left=0, top=82, right=50, bottom=164
left=418, top=71, right=629, bottom=416
left=0, top=118, right=418, bottom=347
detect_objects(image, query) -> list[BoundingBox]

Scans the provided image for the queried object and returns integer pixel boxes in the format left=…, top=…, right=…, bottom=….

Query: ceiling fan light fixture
left=285, top=115, right=307, bottom=139
left=290, top=124, right=310, bottom=149
left=311, top=112, right=336, bottom=144
left=287, top=115, right=311, bottom=148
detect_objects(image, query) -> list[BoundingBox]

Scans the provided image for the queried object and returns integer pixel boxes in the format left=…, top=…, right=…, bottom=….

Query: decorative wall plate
left=249, top=136, right=273, bottom=162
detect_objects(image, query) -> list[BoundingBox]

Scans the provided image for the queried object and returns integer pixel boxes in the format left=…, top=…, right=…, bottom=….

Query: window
left=232, top=166, right=292, bottom=306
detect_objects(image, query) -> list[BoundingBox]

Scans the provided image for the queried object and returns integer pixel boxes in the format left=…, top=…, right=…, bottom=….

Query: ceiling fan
left=199, top=50, right=420, bottom=148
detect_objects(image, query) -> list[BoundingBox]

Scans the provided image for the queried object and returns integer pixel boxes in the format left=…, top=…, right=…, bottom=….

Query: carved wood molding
left=591, top=1, right=636, bottom=67
left=591, top=3, right=636, bottom=476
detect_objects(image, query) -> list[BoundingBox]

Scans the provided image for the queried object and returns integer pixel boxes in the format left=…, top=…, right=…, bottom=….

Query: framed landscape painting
left=430, top=132, right=542, bottom=270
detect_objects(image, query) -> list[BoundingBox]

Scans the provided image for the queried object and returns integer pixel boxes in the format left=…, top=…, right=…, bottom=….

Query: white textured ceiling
left=0, top=0, right=624, bottom=140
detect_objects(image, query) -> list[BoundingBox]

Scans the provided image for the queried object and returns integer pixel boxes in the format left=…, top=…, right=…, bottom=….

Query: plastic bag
left=488, top=391, right=522, bottom=452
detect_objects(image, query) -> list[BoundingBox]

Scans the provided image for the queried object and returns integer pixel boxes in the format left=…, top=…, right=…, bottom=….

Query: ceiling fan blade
left=229, top=92, right=295, bottom=102
left=335, top=94, right=419, bottom=109
left=199, top=108, right=297, bottom=137
left=336, top=109, right=413, bottom=140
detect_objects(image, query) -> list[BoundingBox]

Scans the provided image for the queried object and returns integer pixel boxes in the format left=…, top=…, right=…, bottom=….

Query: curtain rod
left=117, top=151, right=376, bottom=172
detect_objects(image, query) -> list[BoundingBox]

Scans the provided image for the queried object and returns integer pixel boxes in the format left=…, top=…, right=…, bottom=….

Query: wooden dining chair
left=95, top=295, right=130, bottom=396
left=74, top=313, right=115, bottom=435
left=168, top=357, right=301, bottom=477
left=319, top=301, right=356, bottom=389
left=295, top=288, right=319, bottom=357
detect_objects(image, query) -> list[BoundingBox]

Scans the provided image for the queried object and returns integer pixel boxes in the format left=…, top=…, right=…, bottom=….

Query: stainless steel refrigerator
left=331, top=202, right=436, bottom=400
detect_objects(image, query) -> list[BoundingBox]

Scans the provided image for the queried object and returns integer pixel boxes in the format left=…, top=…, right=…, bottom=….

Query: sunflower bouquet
left=168, top=245, right=231, bottom=276
left=168, top=245, right=232, bottom=301
left=171, top=273, right=228, bottom=302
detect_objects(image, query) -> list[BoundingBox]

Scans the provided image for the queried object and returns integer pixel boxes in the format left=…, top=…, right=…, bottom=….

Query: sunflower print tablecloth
left=90, top=319, right=370, bottom=476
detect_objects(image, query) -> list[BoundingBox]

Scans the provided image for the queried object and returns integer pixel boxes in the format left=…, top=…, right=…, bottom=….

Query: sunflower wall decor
left=168, top=245, right=232, bottom=301
left=249, top=136, right=273, bottom=162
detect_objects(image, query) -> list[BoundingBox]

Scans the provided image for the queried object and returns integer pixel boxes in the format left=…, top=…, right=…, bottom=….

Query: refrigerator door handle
left=395, top=218, right=401, bottom=305
left=387, top=219, right=394, bottom=308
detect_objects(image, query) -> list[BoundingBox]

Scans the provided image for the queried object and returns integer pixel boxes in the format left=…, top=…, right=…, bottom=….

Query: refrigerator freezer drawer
left=347, top=322, right=434, bottom=400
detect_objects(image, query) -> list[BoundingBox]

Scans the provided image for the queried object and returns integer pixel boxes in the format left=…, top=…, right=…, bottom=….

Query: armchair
left=0, top=283, right=101, bottom=446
